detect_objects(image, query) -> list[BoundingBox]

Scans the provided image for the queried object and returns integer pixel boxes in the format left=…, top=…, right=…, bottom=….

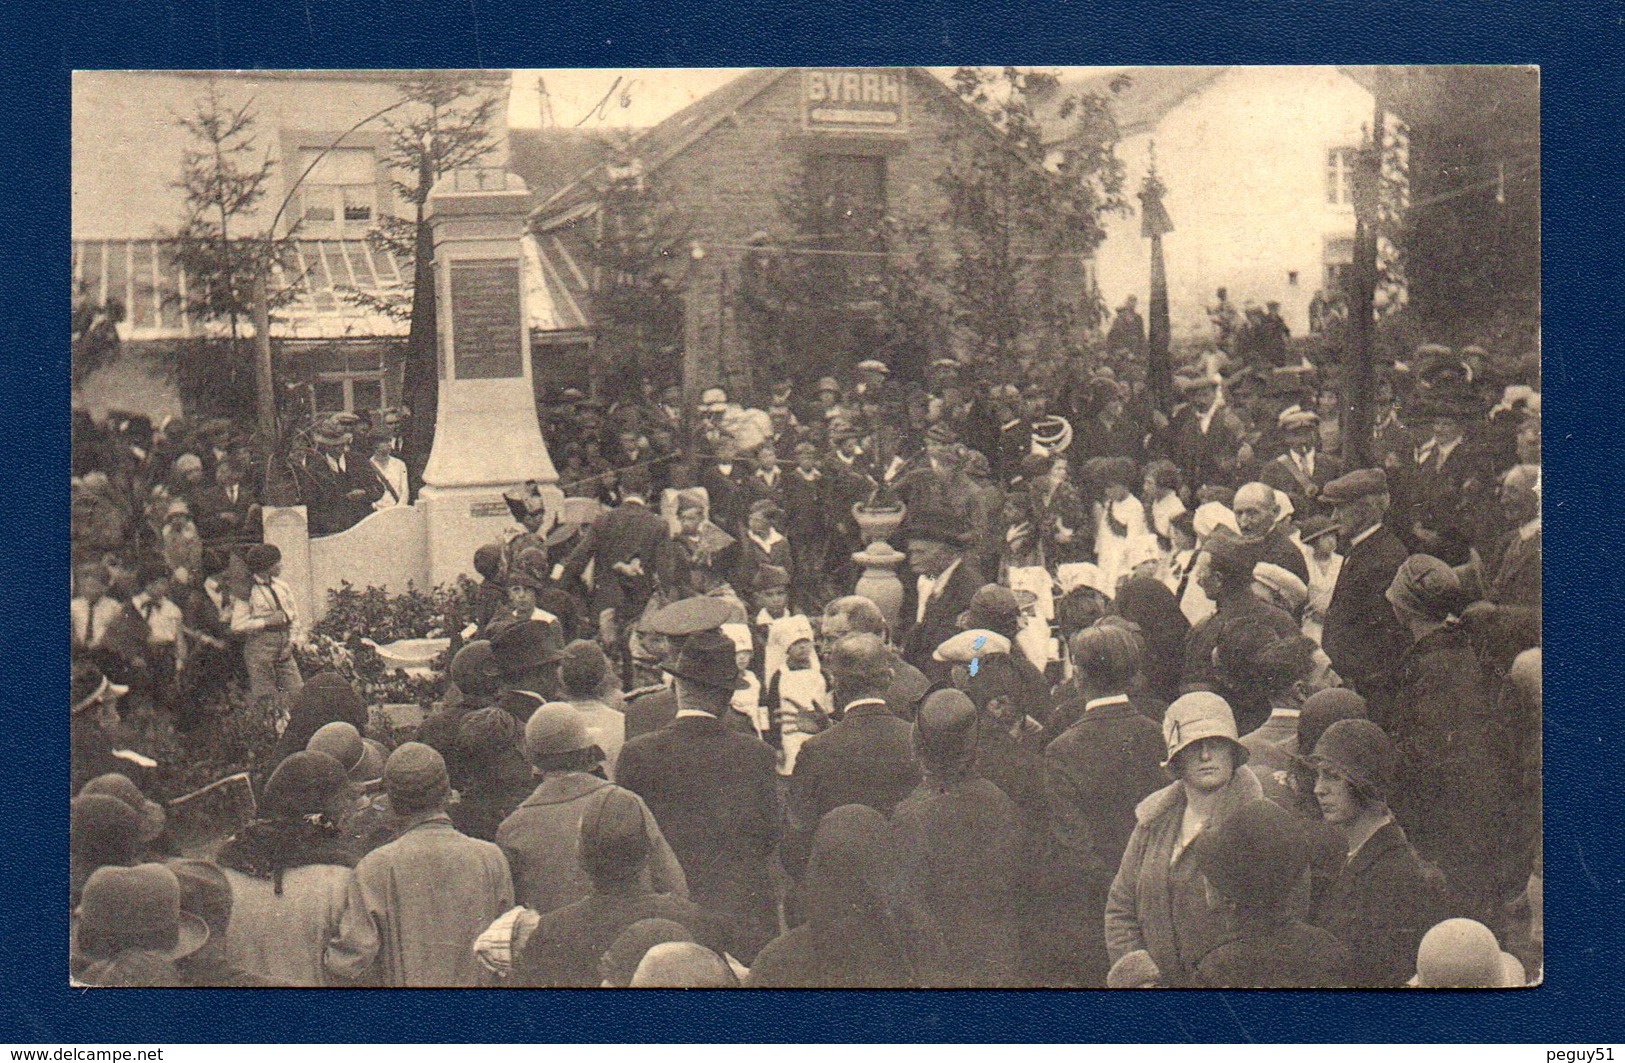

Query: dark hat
left=748, top=498, right=784, bottom=522
left=900, top=510, right=968, bottom=548
left=308, top=722, right=385, bottom=784
left=578, top=787, right=652, bottom=876
left=79, top=774, right=164, bottom=843
left=663, top=629, right=741, bottom=692
left=472, top=543, right=506, bottom=580
left=523, top=704, right=598, bottom=762
left=490, top=619, right=565, bottom=677
left=450, top=640, right=500, bottom=699
left=1193, top=799, right=1310, bottom=909
left=71, top=794, right=144, bottom=868
left=956, top=583, right=1023, bottom=631
left=1311, top=718, right=1398, bottom=803
left=244, top=543, right=281, bottom=575
left=1386, top=553, right=1463, bottom=621
left=74, top=863, right=209, bottom=961
left=383, top=742, right=451, bottom=812
left=264, top=750, right=350, bottom=818
left=600, top=918, right=696, bottom=988
left=637, top=596, right=734, bottom=637
left=1298, top=514, right=1339, bottom=545
left=71, top=659, right=128, bottom=716
left=1297, top=688, right=1367, bottom=757
left=751, top=564, right=791, bottom=592
left=914, top=688, right=979, bottom=762
left=1203, top=533, right=1257, bottom=577
left=1320, top=468, right=1389, bottom=505
left=925, top=422, right=959, bottom=445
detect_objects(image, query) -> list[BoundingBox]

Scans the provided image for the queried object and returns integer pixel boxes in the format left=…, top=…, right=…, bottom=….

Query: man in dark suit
left=488, top=619, right=565, bottom=724
left=897, top=517, right=984, bottom=686
left=1257, top=406, right=1344, bottom=520
left=696, top=446, right=750, bottom=537
left=1391, top=396, right=1493, bottom=565
left=1320, top=468, right=1413, bottom=720
left=785, top=632, right=922, bottom=881
left=615, top=630, right=780, bottom=960
left=191, top=459, right=260, bottom=548
left=619, top=596, right=736, bottom=742
left=818, top=596, right=930, bottom=722
left=303, top=423, right=375, bottom=537
left=1233, top=482, right=1311, bottom=585
left=559, top=470, right=669, bottom=656
left=1162, top=372, right=1245, bottom=491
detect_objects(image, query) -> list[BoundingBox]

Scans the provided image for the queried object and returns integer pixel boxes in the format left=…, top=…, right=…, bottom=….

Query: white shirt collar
left=1269, top=707, right=1303, bottom=719
left=675, top=708, right=714, bottom=719
left=1084, top=693, right=1131, bottom=712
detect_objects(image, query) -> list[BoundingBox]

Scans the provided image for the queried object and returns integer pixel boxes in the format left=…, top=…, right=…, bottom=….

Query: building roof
left=73, top=236, right=574, bottom=341
left=1037, top=66, right=1229, bottom=142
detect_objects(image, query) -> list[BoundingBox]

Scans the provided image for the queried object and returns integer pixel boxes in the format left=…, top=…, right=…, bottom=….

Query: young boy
left=71, top=561, right=122, bottom=660
left=126, top=560, right=185, bottom=717
left=230, top=544, right=305, bottom=732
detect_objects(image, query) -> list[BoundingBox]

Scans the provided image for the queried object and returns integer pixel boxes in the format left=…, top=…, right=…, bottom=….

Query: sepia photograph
left=69, top=64, right=1540, bottom=990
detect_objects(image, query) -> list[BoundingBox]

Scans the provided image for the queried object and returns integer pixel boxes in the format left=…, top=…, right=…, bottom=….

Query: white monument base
left=419, top=482, right=564, bottom=589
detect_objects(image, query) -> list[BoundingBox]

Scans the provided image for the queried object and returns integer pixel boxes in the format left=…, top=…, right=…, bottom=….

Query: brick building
left=72, top=69, right=514, bottom=421
left=522, top=67, right=1081, bottom=403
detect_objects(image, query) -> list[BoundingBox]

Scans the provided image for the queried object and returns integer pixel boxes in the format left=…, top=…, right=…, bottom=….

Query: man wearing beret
left=328, top=744, right=514, bottom=986
left=896, top=515, right=984, bottom=686
left=1320, top=468, right=1412, bottom=718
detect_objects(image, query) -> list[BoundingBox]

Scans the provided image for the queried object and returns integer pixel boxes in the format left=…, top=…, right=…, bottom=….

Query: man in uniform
left=621, top=596, right=737, bottom=742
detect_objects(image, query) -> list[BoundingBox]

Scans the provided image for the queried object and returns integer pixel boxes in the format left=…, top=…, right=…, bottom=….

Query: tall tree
left=166, top=80, right=300, bottom=431
left=361, top=73, right=502, bottom=486
left=924, top=67, right=1127, bottom=373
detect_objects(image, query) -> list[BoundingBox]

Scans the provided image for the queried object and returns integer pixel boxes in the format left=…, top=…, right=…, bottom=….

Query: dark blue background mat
left=6, top=0, right=1617, bottom=1043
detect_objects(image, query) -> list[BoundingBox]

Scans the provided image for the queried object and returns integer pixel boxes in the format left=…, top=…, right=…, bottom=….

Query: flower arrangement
left=297, top=577, right=481, bottom=708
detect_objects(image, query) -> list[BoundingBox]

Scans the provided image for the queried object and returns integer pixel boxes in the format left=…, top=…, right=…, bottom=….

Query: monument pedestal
left=419, top=169, right=558, bottom=586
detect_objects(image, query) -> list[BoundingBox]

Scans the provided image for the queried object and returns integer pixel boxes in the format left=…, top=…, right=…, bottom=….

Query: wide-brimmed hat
left=1161, top=691, right=1248, bottom=769
left=71, top=660, right=128, bottom=716
left=74, top=863, right=209, bottom=962
left=663, top=630, right=741, bottom=692
left=79, top=774, right=165, bottom=843
left=490, top=618, right=566, bottom=676
left=637, top=595, right=734, bottom=637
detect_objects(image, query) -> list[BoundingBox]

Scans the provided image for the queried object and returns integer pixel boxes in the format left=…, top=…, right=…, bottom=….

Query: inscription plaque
left=449, top=260, right=523, bottom=379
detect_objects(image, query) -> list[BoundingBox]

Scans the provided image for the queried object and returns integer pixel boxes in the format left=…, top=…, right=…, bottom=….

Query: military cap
left=1319, top=467, right=1390, bottom=504
left=637, top=596, right=734, bottom=637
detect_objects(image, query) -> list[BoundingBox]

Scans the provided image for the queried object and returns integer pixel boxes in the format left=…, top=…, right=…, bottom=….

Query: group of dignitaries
left=70, top=336, right=1541, bottom=989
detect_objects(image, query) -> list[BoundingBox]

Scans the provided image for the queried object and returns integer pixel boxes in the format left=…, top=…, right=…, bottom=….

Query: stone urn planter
left=851, top=540, right=908, bottom=632
left=852, top=502, right=907, bottom=545
left=362, top=636, right=451, bottom=678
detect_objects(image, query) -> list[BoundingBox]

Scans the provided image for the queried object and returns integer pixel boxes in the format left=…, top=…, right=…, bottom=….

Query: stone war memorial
left=265, top=167, right=562, bottom=623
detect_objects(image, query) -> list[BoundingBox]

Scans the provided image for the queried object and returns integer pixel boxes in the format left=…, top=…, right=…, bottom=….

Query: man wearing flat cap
left=1258, top=405, right=1344, bottom=518
left=897, top=513, right=984, bottom=685
left=1319, top=467, right=1412, bottom=716
left=328, top=744, right=514, bottom=986
left=615, top=629, right=780, bottom=959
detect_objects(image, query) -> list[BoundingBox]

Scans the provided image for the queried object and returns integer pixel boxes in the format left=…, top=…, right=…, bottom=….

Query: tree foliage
left=582, top=141, right=691, bottom=389
left=922, top=67, right=1128, bottom=369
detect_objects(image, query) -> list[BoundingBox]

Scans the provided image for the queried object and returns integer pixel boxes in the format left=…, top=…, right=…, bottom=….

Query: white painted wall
left=1091, top=67, right=1376, bottom=341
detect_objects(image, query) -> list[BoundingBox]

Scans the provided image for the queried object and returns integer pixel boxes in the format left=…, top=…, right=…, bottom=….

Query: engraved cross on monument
left=418, top=167, right=560, bottom=586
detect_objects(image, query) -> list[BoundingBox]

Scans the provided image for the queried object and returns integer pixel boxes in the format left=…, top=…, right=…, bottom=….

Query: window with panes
left=294, top=148, right=379, bottom=237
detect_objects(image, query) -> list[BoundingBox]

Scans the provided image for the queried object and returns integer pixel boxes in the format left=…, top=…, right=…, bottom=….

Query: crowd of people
left=69, top=325, right=1542, bottom=988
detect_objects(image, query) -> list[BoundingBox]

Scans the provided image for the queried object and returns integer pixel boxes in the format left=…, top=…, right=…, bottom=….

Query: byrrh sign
left=803, top=68, right=908, bottom=133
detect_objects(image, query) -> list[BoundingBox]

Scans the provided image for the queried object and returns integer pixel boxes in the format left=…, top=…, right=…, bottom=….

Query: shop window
left=806, top=154, right=887, bottom=252
left=292, top=148, right=379, bottom=237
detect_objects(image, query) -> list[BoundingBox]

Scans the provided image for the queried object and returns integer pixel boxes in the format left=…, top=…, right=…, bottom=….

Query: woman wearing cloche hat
left=1104, top=690, right=1265, bottom=986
